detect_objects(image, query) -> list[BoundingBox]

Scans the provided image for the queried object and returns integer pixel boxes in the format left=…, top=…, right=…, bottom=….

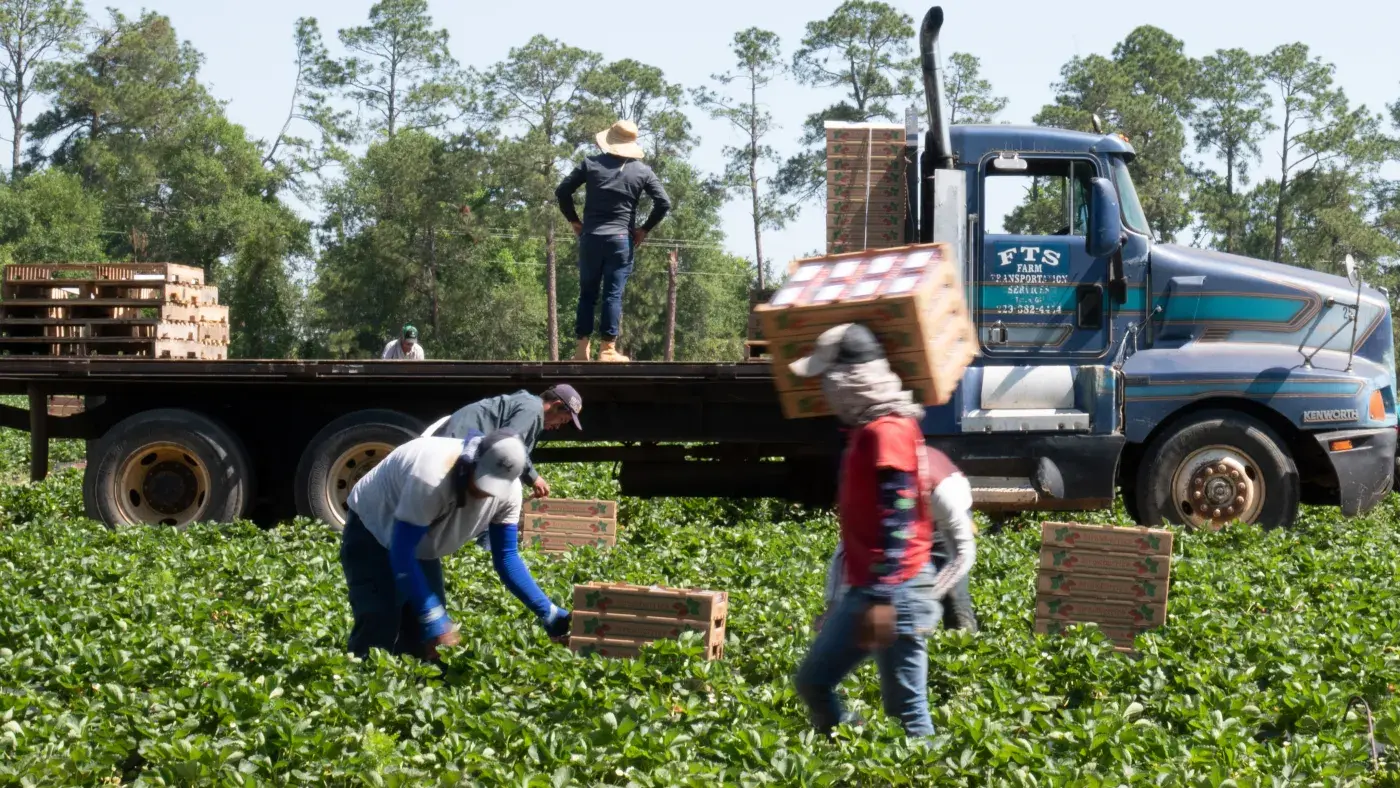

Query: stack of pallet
left=0, top=263, right=229, bottom=359
left=569, top=582, right=727, bottom=660
left=1034, top=522, right=1173, bottom=652
left=521, top=498, right=618, bottom=554
left=826, top=122, right=908, bottom=255
left=745, top=286, right=777, bottom=360
left=755, top=242, right=977, bottom=418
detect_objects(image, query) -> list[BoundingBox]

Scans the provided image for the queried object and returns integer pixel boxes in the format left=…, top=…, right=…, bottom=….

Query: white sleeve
left=412, top=344, right=425, bottom=360
left=381, top=342, right=394, bottom=359
left=928, top=473, right=976, bottom=601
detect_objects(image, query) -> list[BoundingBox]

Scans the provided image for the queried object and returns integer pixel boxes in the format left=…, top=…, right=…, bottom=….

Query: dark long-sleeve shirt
left=436, top=391, right=545, bottom=484
left=556, top=153, right=671, bottom=236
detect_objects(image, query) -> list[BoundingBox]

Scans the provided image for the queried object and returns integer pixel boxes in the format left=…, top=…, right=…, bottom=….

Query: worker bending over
left=340, top=429, right=571, bottom=660
left=382, top=324, right=424, bottom=360
left=789, top=323, right=976, bottom=738
left=425, top=385, right=583, bottom=500
left=556, top=119, right=671, bottom=363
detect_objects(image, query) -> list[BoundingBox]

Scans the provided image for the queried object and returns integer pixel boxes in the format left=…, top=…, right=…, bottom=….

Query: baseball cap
left=402, top=324, right=418, bottom=341
left=545, top=384, right=584, bottom=430
left=788, top=323, right=884, bottom=378
left=471, top=430, right=528, bottom=498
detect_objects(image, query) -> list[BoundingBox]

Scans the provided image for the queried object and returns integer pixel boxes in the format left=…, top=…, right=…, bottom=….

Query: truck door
left=977, top=156, right=1109, bottom=358
left=961, top=154, right=1113, bottom=438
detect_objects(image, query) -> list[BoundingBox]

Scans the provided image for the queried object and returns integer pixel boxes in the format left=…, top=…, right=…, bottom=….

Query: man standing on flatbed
left=382, top=324, right=424, bottom=360
left=556, top=119, right=671, bottom=363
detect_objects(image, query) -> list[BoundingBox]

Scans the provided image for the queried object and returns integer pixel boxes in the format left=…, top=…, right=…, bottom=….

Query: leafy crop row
left=1, top=425, right=1399, bottom=785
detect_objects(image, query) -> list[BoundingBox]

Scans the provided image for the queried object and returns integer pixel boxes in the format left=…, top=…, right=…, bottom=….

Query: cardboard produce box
left=1041, top=522, right=1173, bottom=556
left=573, top=583, right=727, bottom=622
left=527, top=532, right=614, bottom=553
left=524, top=515, right=615, bottom=535
left=1036, top=571, right=1170, bottom=603
left=756, top=243, right=976, bottom=416
left=569, top=635, right=725, bottom=661
left=1035, top=596, right=1167, bottom=628
left=568, top=636, right=648, bottom=659
left=829, top=182, right=905, bottom=203
left=572, top=611, right=724, bottom=645
left=780, top=380, right=937, bottom=420
left=524, top=498, right=616, bottom=519
left=825, top=123, right=904, bottom=144
left=1038, top=547, right=1171, bottom=579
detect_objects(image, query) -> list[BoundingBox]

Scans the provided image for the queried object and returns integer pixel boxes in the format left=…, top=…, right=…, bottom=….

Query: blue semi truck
left=908, top=6, right=1396, bottom=529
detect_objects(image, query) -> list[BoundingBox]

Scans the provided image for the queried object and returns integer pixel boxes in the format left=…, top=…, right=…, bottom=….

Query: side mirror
left=1344, top=253, right=1358, bottom=287
left=1087, top=177, right=1124, bottom=259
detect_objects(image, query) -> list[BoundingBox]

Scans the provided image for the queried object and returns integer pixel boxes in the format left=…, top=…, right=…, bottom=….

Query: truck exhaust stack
left=919, top=6, right=954, bottom=170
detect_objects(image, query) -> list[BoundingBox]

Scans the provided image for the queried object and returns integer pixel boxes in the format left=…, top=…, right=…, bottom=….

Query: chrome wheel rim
left=1170, top=444, right=1264, bottom=530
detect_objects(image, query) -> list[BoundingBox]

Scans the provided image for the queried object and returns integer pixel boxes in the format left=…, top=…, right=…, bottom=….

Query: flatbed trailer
left=0, top=357, right=844, bottom=527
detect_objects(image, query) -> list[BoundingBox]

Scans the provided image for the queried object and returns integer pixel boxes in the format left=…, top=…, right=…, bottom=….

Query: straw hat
left=596, top=120, right=645, bottom=159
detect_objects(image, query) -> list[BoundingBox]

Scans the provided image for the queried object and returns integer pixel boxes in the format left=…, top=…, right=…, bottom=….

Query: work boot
left=598, top=339, right=630, bottom=362
left=573, top=338, right=591, bottom=361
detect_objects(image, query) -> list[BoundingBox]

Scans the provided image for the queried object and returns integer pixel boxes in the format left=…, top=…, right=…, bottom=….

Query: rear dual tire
left=293, top=409, right=423, bottom=531
left=84, top=409, right=254, bottom=529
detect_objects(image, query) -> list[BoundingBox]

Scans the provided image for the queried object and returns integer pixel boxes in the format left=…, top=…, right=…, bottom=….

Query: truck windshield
left=1110, top=157, right=1151, bottom=237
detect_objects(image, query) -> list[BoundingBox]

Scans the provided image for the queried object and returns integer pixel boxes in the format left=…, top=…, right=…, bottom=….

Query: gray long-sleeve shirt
left=556, top=153, right=671, bottom=236
left=436, top=391, right=544, bottom=485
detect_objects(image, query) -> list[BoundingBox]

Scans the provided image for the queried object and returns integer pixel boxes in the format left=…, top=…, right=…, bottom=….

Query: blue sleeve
left=489, top=523, right=569, bottom=635
left=868, top=469, right=918, bottom=601
left=389, top=519, right=454, bottom=638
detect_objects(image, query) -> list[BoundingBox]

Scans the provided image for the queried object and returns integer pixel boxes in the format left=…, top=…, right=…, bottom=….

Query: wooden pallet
left=3, top=262, right=204, bottom=285
left=744, top=340, right=769, bottom=360
left=0, top=336, right=227, bottom=359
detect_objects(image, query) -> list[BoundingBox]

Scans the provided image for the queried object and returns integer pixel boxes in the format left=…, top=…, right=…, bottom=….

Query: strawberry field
left=3, top=427, right=1400, bottom=786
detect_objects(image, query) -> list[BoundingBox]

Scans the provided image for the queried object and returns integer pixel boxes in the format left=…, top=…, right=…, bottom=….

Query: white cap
left=471, top=430, right=527, bottom=498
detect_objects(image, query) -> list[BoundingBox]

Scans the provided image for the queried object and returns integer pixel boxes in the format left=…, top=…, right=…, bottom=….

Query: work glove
left=541, top=607, right=572, bottom=642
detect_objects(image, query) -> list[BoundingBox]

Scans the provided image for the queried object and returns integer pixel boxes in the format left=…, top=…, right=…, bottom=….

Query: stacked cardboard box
left=1034, top=522, right=1174, bottom=652
left=521, top=498, right=618, bottom=554
left=825, top=122, right=908, bottom=254
left=569, top=583, right=727, bottom=660
left=0, top=263, right=230, bottom=359
left=755, top=242, right=976, bottom=418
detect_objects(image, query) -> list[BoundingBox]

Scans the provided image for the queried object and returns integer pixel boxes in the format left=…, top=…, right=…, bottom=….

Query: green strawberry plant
left=0, top=442, right=1396, bottom=784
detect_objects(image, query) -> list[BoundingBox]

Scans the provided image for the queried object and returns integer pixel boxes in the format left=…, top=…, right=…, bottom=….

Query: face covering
left=819, top=357, right=926, bottom=426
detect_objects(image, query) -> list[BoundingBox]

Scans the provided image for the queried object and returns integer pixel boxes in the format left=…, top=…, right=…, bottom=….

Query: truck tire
left=1135, top=409, right=1298, bottom=531
left=295, top=409, right=424, bottom=531
left=84, top=408, right=254, bottom=529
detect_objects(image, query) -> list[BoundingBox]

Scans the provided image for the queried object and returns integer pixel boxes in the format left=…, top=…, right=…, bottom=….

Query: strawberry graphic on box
left=1041, top=522, right=1173, bottom=556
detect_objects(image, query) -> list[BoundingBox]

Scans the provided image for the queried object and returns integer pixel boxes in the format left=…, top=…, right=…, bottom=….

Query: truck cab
left=914, top=8, right=1396, bottom=529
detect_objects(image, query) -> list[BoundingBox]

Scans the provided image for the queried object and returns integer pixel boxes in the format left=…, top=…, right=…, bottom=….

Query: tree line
left=0, top=0, right=1394, bottom=361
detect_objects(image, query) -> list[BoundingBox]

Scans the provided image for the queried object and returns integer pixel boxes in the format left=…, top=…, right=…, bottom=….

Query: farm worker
left=555, top=119, right=671, bottom=363
left=382, top=324, right=425, bottom=360
left=340, top=429, right=571, bottom=661
left=424, top=385, right=584, bottom=500
left=788, top=323, right=976, bottom=738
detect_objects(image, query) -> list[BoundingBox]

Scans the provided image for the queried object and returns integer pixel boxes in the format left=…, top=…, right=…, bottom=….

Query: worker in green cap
left=383, top=324, right=425, bottom=360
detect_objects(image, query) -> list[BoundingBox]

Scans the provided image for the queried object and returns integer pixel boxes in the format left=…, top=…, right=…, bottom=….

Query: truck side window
left=983, top=159, right=1094, bottom=236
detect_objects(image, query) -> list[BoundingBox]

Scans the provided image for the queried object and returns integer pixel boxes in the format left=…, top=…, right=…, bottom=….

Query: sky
left=95, top=0, right=1400, bottom=270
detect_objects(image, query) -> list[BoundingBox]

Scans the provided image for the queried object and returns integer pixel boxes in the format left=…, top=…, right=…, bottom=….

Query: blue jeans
left=340, top=512, right=447, bottom=660
left=796, top=563, right=941, bottom=737
left=576, top=233, right=634, bottom=340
